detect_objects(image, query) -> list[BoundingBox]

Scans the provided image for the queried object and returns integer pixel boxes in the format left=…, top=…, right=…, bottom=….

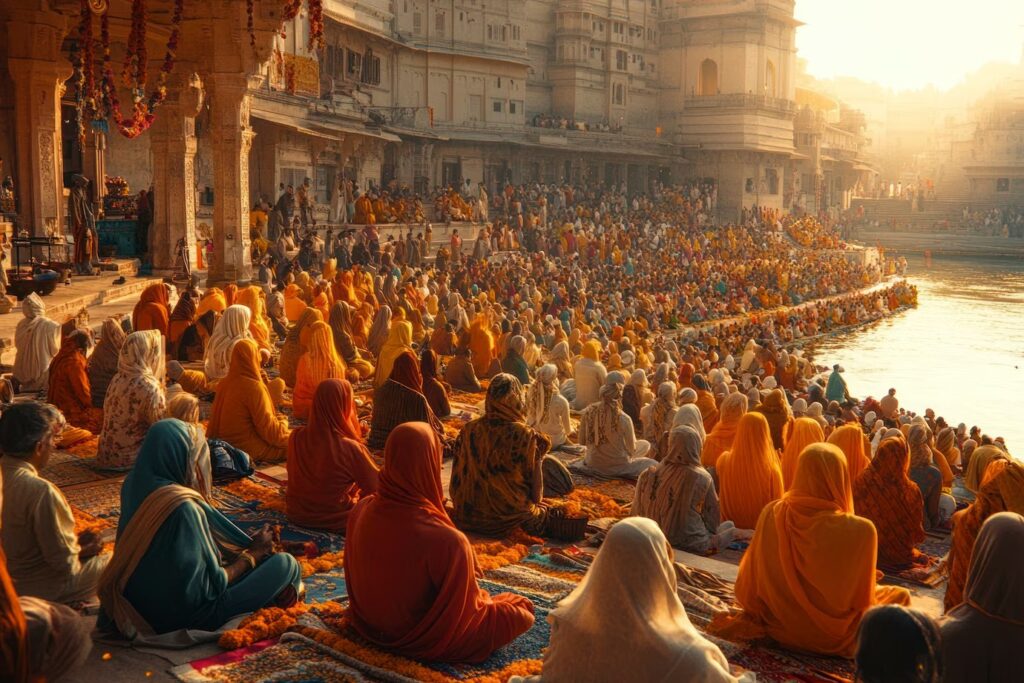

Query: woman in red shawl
left=345, top=422, right=535, bottom=662
left=853, top=437, right=926, bottom=568
left=132, top=283, right=170, bottom=337
left=286, top=379, right=379, bottom=532
left=677, top=362, right=695, bottom=390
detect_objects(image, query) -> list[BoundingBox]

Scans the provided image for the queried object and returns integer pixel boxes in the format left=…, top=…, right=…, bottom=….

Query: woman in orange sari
left=132, top=283, right=170, bottom=337
left=701, top=393, right=747, bottom=469
left=711, top=443, right=911, bottom=657
left=207, top=340, right=291, bottom=462
left=691, top=375, right=719, bottom=433
left=196, top=288, right=228, bottom=318
left=344, top=422, right=534, bottom=662
left=781, top=417, right=825, bottom=490
left=468, top=314, right=496, bottom=379
left=292, top=321, right=346, bottom=420
left=283, top=283, right=307, bottom=323
left=827, top=423, right=872, bottom=490
left=286, top=379, right=378, bottom=532
left=853, top=437, right=926, bottom=568
left=945, top=458, right=1024, bottom=612
left=279, top=308, right=322, bottom=388
left=716, top=412, right=783, bottom=529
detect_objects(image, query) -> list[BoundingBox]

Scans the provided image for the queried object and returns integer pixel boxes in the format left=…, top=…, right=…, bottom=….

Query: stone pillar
left=6, top=10, right=70, bottom=236
left=207, top=72, right=260, bottom=283
left=149, top=71, right=203, bottom=272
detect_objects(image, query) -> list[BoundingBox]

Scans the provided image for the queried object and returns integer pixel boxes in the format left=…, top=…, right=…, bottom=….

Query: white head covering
left=538, top=517, right=739, bottom=682
left=204, top=305, right=253, bottom=380
left=791, top=398, right=807, bottom=416
left=13, top=292, right=61, bottom=391
left=678, top=387, right=697, bottom=405
left=628, top=369, right=649, bottom=388
left=525, top=364, right=558, bottom=426
left=762, top=376, right=778, bottom=390
left=672, top=403, right=706, bottom=444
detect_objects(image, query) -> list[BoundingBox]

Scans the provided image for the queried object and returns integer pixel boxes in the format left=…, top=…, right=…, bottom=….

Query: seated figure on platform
left=451, top=374, right=573, bottom=537
left=345, top=422, right=535, bottom=663
left=207, top=340, right=290, bottom=463
left=47, top=330, right=104, bottom=438
left=13, top=293, right=61, bottom=393
left=287, top=379, right=379, bottom=533
left=578, top=380, right=656, bottom=479
left=87, top=317, right=128, bottom=409
left=1, top=466, right=92, bottom=682
left=368, top=352, right=446, bottom=451
left=710, top=443, right=911, bottom=657
left=634, top=426, right=736, bottom=554
left=0, top=401, right=111, bottom=603
left=717, top=412, right=784, bottom=530
left=514, top=518, right=742, bottom=683
left=98, top=419, right=301, bottom=640
left=291, top=321, right=346, bottom=421
left=96, top=330, right=167, bottom=471
left=525, top=364, right=572, bottom=449
left=444, top=344, right=482, bottom=393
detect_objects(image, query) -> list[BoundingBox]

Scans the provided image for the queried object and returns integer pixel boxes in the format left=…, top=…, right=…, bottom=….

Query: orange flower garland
left=549, top=489, right=629, bottom=520
left=221, top=478, right=288, bottom=513
left=471, top=529, right=542, bottom=572
left=218, top=601, right=346, bottom=650
left=298, top=550, right=345, bottom=577
left=72, top=507, right=113, bottom=536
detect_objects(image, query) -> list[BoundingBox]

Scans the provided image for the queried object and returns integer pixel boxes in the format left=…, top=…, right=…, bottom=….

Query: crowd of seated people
left=1, top=178, right=1014, bottom=682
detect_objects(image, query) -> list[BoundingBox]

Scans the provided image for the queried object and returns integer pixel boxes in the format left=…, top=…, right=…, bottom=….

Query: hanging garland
left=96, top=0, right=185, bottom=139
left=266, top=0, right=324, bottom=51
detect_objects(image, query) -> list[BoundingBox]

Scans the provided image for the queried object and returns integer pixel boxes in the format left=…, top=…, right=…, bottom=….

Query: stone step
left=28, top=276, right=163, bottom=322
left=97, top=258, right=140, bottom=275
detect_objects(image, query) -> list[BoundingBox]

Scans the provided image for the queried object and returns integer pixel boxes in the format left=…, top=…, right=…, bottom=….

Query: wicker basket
left=547, top=514, right=589, bottom=542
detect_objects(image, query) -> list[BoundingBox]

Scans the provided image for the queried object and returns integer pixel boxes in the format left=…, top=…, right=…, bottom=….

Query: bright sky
left=795, top=1, right=1024, bottom=92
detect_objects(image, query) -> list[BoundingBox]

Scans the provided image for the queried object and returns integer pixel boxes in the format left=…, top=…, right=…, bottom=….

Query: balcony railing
left=684, top=93, right=796, bottom=114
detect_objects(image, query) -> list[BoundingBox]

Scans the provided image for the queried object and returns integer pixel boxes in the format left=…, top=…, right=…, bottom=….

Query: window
left=512, top=25, right=520, bottom=41
left=469, top=94, right=482, bottom=121
left=361, top=51, right=381, bottom=86
left=765, top=60, right=777, bottom=97
left=493, top=100, right=504, bottom=113
left=413, top=12, right=422, bottom=32
left=767, top=168, right=779, bottom=195
left=510, top=100, right=522, bottom=114
left=616, top=50, right=627, bottom=71
left=997, top=178, right=1010, bottom=192
left=346, top=50, right=362, bottom=78
left=435, top=11, right=445, bottom=34
left=613, top=22, right=623, bottom=35
left=698, top=58, right=718, bottom=96
left=612, top=83, right=625, bottom=106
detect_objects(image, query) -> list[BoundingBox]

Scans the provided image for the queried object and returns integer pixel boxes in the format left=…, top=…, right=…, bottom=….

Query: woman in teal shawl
left=98, top=419, right=301, bottom=639
left=824, top=364, right=849, bottom=403
left=500, top=335, right=531, bottom=385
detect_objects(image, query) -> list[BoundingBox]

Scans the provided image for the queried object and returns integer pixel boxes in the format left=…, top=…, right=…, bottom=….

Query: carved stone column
left=6, top=9, right=70, bottom=235
left=149, top=71, right=203, bottom=272
left=207, top=72, right=261, bottom=283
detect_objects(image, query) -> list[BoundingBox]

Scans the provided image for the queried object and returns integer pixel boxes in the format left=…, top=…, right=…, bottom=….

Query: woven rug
left=171, top=632, right=369, bottom=682
left=63, top=477, right=125, bottom=524
left=43, top=450, right=107, bottom=488
left=712, top=636, right=855, bottom=683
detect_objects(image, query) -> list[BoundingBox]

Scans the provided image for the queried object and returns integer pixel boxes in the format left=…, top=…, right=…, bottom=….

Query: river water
left=811, top=255, right=1024, bottom=450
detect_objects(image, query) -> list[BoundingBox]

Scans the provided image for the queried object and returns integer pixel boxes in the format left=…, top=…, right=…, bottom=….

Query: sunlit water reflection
left=811, top=255, right=1024, bottom=450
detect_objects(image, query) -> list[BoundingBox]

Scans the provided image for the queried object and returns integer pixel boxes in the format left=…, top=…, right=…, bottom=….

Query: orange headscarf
left=827, top=424, right=872, bottom=492
left=702, top=393, right=748, bottom=468
left=781, top=417, right=825, bottom=490
left=132, top=283, right=170, bottom=336
left=196, top=288, right=228, bottom=318
left=234, top=286, right=272, bottom=350
left=712, top=443, right=910, bottom=656
left=716, top=412, right=784, bottom=530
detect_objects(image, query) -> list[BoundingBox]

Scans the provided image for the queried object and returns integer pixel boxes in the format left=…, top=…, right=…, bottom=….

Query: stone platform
left=0, top=259, right=163, bottom=365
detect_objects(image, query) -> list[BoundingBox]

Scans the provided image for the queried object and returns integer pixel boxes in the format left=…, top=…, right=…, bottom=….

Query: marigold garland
left=471, top=529, right=542, bottom=572
left=548, top=489, right=629, bottom=520
left=298, top=549, right=345, bottom=577
left=217, top=601, right=346, bottom=650
left=72, top=507, right=113, bottom=536
left=221, top=478, right=288, bottom=513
